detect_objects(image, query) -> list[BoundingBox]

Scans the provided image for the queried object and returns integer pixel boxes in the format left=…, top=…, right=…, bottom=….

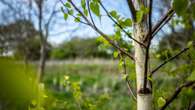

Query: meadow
left=42, top=59, right=137, bottom=110
left=40, top=58, right=194, bottom=110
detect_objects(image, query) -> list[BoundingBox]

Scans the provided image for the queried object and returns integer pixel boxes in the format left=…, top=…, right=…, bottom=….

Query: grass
left=42, top=58, right=194, bottom=110
left=43, top=59, right=136, bottom=110
left=1, top=57, right=194, bottom=109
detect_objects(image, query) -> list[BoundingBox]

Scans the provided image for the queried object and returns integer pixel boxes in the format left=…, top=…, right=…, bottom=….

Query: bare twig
left=86, top=0, right=96, bottom=27
left=99, top=1, right=146, bottom=48
left=151, top=11, right=174, bottom=39
left=126, top=0, right=136, bottom=21
left=126, top=79, right=137, bottom=101
left=119, top=53, right=137, bottom=101
left=45, top=1, right=58, bottom=39
left=144, top=8, right=175, bottom=42
left=150, top=47, right=190, bottom=77
left=160, top=81, right=195, bottom=110
left=148, top=0, right=153, bottom=36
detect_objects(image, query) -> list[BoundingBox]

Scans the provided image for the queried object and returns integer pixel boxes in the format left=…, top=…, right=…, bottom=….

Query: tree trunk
left=132, top=0, right=153, bottom=109
left=36, top=0, right=45, bottom=82
left=134, top=23, right=152, bottom=110
left=38, top=40, right=46, bottom=81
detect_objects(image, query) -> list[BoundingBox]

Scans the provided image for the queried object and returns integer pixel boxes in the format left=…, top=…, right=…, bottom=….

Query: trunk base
left=137, top=93, right=152, bottom=110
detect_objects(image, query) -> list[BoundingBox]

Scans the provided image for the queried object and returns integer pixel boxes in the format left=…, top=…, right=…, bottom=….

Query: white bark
left=134, top=23, right=153, bottom=110
left=134, top=24, right=147, bottom=90
left=137, top=94, right=152, bottom=110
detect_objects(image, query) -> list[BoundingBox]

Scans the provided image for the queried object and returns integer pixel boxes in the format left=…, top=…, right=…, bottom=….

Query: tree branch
left=99, top=1, right=146, bottom=48
left=45, top=1, right=59, bottom=39
left=60, top=0, right=89, bottom=25
left=143, top=0, right=153, bottom=90
left=160, top=81, right=195, bottom=110
left=150, top=47, right=190, bottom=77
left=148, top=0, right=153, bottom=35
left=95, top=26, right=135, bottom=60
left=119, top=53, right=137, bottom=101
left=144, top=8, right=175, bottom=42
left=126, top=0, right=136, bottom=21
left=67, top=0, right=135, bottom=60
left=86, top=0, right=96, bottom=27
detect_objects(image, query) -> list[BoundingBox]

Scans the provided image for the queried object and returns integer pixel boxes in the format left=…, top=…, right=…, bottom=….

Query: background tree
left=50, top=37, right=113, bottom=59
left=0, top=0, right=60, bottom=81
left=0, top=20, right=38, bottom=61
left=14, top=36, right=51, bottom=62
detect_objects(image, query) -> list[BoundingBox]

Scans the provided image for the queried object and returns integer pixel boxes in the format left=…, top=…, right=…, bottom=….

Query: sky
left=0, top=0, right=171, bottom=45
left=48, top=0, right=172, bottom=46
left=48, top=0, right=131, bottom=45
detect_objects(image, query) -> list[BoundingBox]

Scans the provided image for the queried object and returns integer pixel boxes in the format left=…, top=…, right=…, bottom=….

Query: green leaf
left=135, top=5, right=149, bottom=23
left=74, top=17, right=81, bottom=22
left=173, top=0, right=188, bottom=16
left=64, top=13, right=68, bottom=20
left=96, top=36, right=110, bottom=46
left=122, top=74, right=128, bottom=80
left=81, top=0, right=86, bottom=9
left=113, top=51, right=119, bottom=58
left=136, top=10, right=144, bottom=23
left=140, top=5, right=149, bottom=14
left=118, top=19, right=132, bottom=28
left=157, top=97, right=166, bottom=107
left=114, top=30, right=121, bottom=40
left=187, top=41, right=193, bottom=48
left=68, top=9, right=74, bottom=15
left=155, top=54, right=161, bottom=59
left=125, top=19, right=132, bottom=26
left=31, top=100, right=37, bottom=106
left=76, top=13, right=82, bottom=17
left=64, top=2, right=71, bottom=8
left=118, top=59, right=124, bottom=70
left=90, top=2, right=100, bottom=17
left=84, top=9, right=88, bottom=16
left=187, top=71, right=195, bottom=81
left=147, top=76, right=153, bottom=82
left=110, top=10, right=119, bottom=19
left=94, top=0, right=100, bottom=2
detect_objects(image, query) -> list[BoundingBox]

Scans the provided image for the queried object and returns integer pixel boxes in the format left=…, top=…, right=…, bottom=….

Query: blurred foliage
left=50, top=37, right=112, bottom=59
left=0, top=58, right=46, bottom=110
left=13, top=36, right=41, bottom=61
left=0, top=20, right=38, bottom=54
left=0, top=20, right=51, bottom=61
left=157, top=19, right=195, bottom=61
left=157, top=0, right=195, bottom=61
left=173, top=0, right=195, bottom=24
left=41, top=59, right=195, bottom=110
left=14, top=36, right=51, bottom=61
left=42, top=61, right=136, bottom=110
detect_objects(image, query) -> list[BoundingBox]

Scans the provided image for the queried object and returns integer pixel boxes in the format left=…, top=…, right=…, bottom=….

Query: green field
left=41, top=58, right=195, bottom=110
left=42, top=59, right=137, bottom=110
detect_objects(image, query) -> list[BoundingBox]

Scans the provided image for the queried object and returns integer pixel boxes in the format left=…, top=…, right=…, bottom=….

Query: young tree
left=60, top=0, right=195, bottom=110
left=34, top=0, right=59, bottom=81
left=0, top=0, right=59, bottom=81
